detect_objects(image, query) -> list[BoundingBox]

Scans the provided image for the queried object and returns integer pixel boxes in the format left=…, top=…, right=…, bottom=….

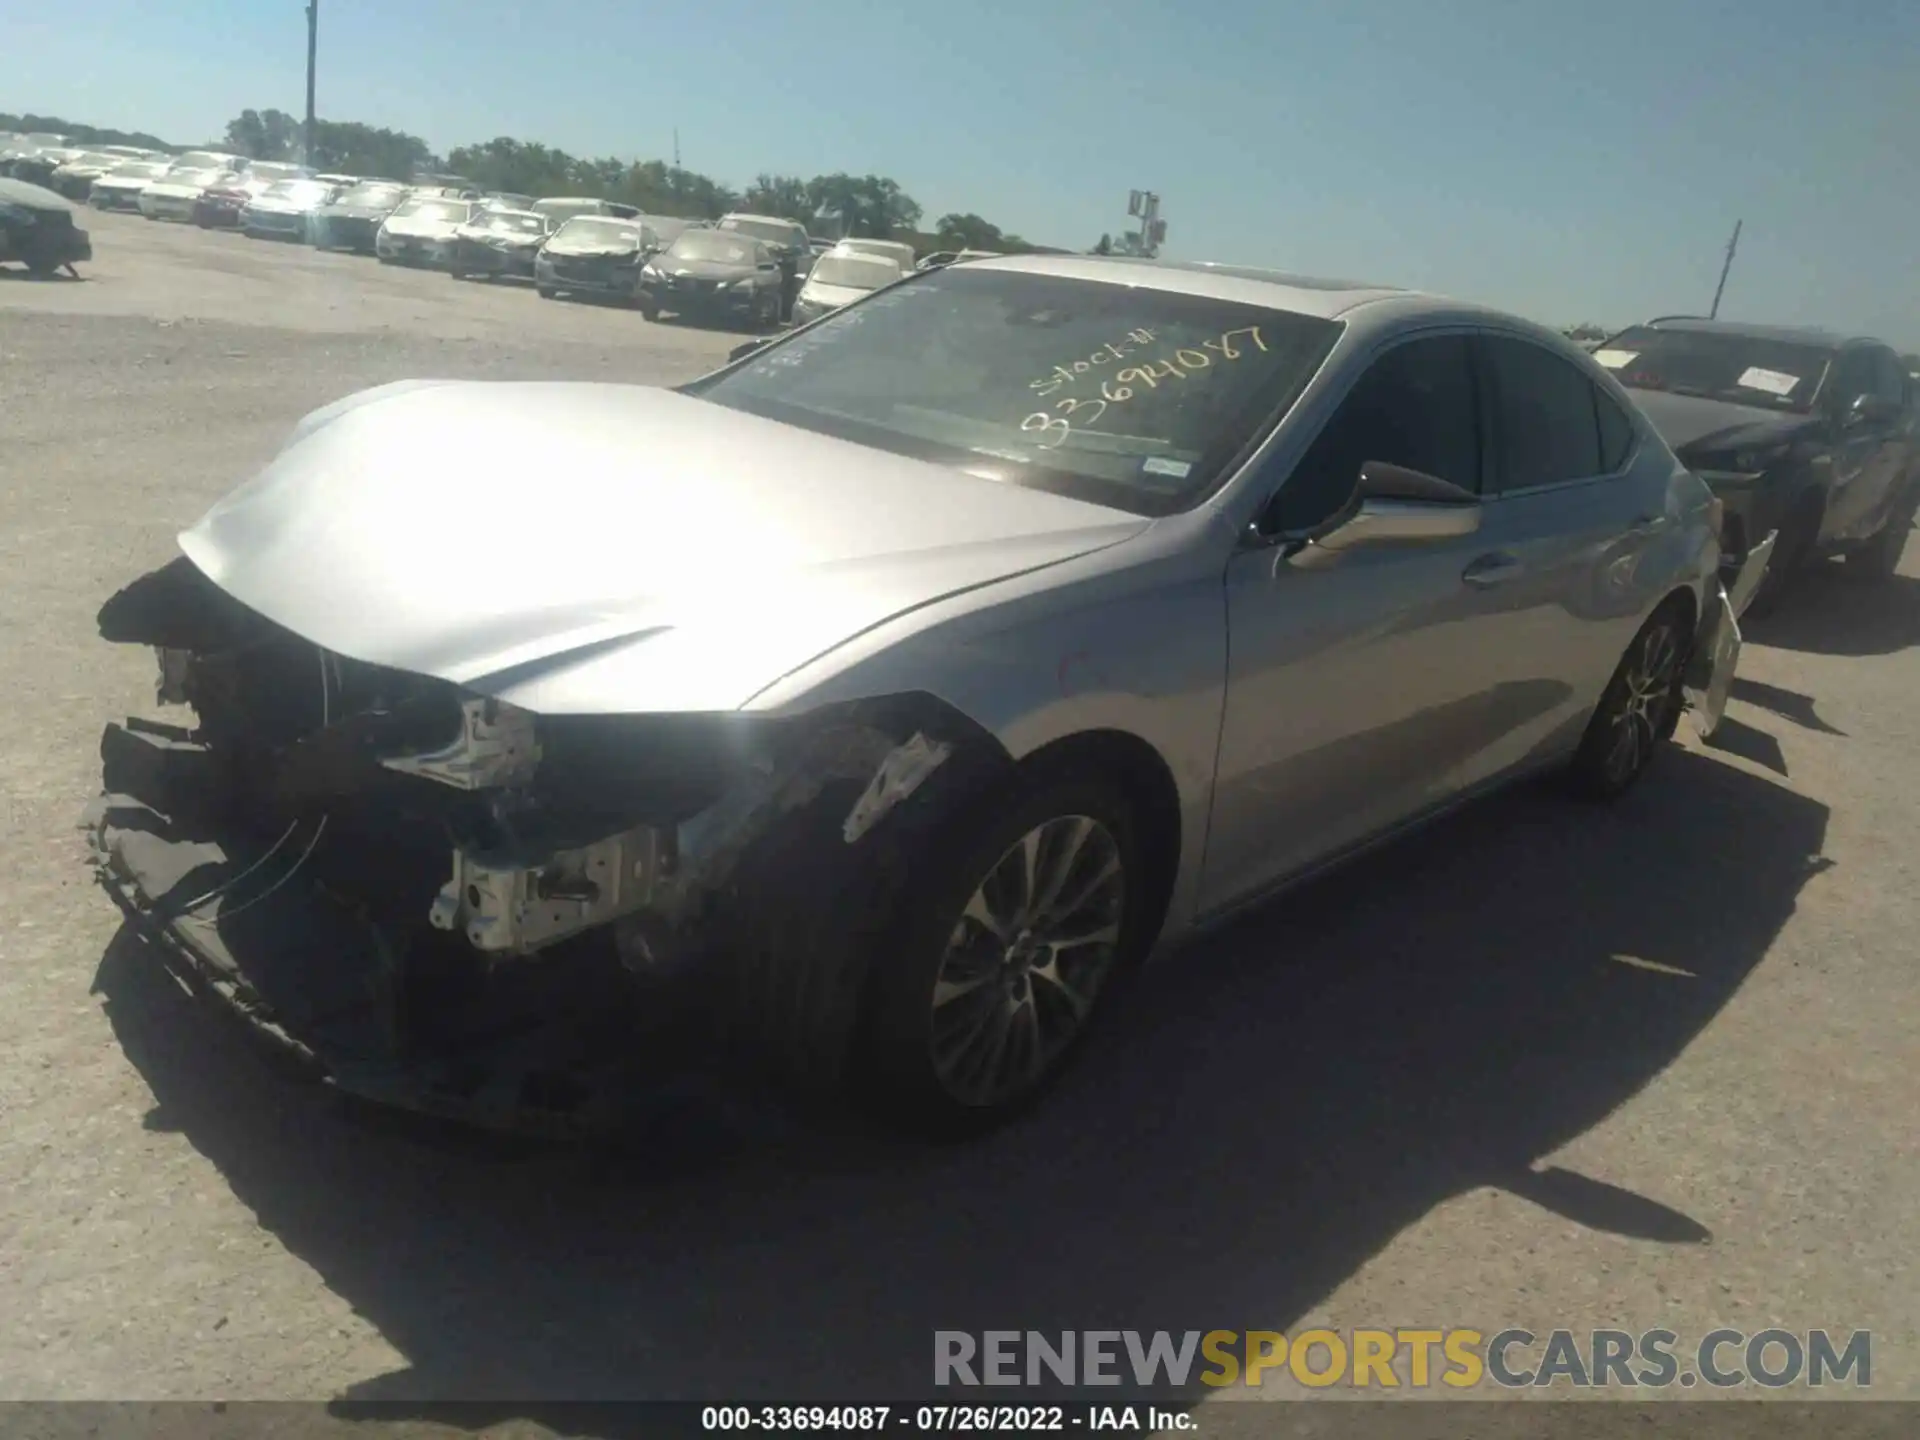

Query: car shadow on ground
left=0, top=267, right=85, bottom=282
left=1744, top=562, right=1920, bottom=657
left=92, top=745, right=1828, bottom=1422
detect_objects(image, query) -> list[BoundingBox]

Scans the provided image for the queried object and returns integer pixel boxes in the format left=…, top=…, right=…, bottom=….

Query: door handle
left=1462, top=552, right=1524, bottom=588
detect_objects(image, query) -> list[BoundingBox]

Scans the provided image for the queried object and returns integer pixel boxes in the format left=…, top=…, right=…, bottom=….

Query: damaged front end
left=87, top=556, right=967, bottom=1132
left=1682, top=527, right=1776, bottom=741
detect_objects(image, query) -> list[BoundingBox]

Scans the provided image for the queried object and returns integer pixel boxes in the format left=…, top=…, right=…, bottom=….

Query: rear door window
left=1480, top=335, right=1604, bottom=491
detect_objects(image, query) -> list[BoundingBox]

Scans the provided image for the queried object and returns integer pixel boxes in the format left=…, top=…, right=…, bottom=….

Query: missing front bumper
left=1683, top=530, right=1775, bottom=741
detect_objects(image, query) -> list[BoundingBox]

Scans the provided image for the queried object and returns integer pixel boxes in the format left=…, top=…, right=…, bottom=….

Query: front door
left=1202, top=333, right=1511, bottom=914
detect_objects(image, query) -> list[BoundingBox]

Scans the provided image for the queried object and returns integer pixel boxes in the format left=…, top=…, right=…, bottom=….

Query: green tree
left=742, top=173, right=813, bottom=220
left=0, top=111, right=175, bottom=152
left=934, top=212, right=1006, bottom=250
left=307, top=119, right=434, bottom=180
left=810, top=173, right=921, bottom=238
left=223, top=108, right=301, bottom=161
left=1092, top=233, right=1113, bottom=255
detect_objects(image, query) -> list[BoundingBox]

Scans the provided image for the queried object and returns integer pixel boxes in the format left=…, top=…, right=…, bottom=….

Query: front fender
left=1684, top=529, right=1774, bottom=740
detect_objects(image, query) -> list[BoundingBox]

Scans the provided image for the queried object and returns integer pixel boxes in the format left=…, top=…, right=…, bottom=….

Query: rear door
left=1466, top=333, right=1662, bottom=771
left=1823, top=346, right=1901, bottom=542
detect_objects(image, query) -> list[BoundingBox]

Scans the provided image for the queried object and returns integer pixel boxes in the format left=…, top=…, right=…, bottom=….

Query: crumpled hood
left=1627, top=388, right=1817, bottom=461
left=799, top=280, right=871, bottom=309
left=177, top=382, right=1149, bottom=715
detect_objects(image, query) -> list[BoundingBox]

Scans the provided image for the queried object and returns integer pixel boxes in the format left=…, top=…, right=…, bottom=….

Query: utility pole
left=1125, top=190, right=1166, bottom=258
left=673, top=129, right=681, bottom=168
left=304, top=0, right=319, bottom=167
left=1709, top=218, right=1742, bottom=320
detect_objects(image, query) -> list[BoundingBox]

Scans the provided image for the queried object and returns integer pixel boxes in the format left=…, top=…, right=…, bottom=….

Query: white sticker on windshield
left=1737, top=366, right=1800, bottom=397
left=1141, top=457, right=1192, bottom=480
left=1592, top=349, right=1637, bottom=369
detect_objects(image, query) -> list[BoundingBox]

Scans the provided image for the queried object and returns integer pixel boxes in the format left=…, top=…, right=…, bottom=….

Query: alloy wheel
left=927, top=814, right=1126, bottom=1108
left=1603, top=619, right=1684, bottom=786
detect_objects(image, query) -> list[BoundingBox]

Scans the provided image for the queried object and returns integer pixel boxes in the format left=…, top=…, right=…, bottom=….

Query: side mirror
left=1284, top=461, right=1481, bottom=564
left=728, top=337, right=771, bottom=364
left=1845, top=393, right=1896, bottom=428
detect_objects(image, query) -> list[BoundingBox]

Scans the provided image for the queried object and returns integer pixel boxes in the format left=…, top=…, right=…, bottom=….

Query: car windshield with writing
left=808, top=255, right=901, bottom=292
left=720, top=216, right=802, bottom=249
left=687, top=266, right=1343, bottom=517
left=667, top=231, right=759, bottom=266
left=1595, top=328, right=1832, bottom=412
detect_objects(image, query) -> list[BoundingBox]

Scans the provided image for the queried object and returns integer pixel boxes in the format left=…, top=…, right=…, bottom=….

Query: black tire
left=537, top=285, right=556, bottom=299
left=1745, top=494, right=1821, bottom=618
left=1845, top=487, right=1917, bottom=582
left=861, top=767, right=1151, bottom=1137
left=1565, top=600, right=1693, bottom=801
left=448, top=267, right=466, bottom=281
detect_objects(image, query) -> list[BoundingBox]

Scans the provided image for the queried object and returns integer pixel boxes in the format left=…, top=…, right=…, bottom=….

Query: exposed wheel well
left=1013, top=729, right=1183, bottom=949
left=1655, top=585, right=1697, bottom=636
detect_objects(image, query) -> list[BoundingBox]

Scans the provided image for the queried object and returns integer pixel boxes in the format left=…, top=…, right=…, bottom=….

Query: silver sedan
left=87, top=257, right=1761, bottom=1137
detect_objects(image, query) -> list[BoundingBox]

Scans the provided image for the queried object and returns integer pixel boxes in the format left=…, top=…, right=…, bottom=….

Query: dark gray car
left=1600, top=318, right=1920, bottom=608
left=0, top=177, right=92, bottom=275
left=312, top=180, right=410, bottom=253
left=635, top=228, right=784, bottom=327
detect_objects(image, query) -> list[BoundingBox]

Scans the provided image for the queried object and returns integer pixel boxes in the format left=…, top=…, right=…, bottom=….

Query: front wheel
left=1565, top=601, right=1692, bottom=800
left=861, top=771, right=1147, bottom=1136
left=536, top=285, right=555, bottom=299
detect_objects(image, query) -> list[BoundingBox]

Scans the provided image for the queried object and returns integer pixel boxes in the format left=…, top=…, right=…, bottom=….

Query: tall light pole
left=1709, top=218, right=1741, bottom=320
left=304, top=0, right=319, bottom=167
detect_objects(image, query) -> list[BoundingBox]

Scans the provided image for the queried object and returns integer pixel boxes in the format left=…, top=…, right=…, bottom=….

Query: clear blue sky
left=6, top=0, right=1916, bottom=346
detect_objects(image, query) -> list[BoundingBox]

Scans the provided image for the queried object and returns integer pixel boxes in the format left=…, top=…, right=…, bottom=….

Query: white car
left=88, top=160, right=174, bottom=211
left=138, top=166, right=235, bottom=222
left=375, top=196, right=475, bottom=267
left=789, top=252, right=906, bottom=325
left=827, top=237, right=917, bottom=273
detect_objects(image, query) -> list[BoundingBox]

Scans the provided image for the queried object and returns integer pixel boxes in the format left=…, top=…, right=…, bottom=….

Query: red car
left=193, top=164, right=310, bottom=230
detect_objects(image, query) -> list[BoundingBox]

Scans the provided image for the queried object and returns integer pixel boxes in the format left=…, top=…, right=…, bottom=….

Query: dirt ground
left=2, top=211, right=1916, bottom=1420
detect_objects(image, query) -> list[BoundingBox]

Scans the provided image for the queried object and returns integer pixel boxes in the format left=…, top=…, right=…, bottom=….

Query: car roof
left=0, top=177, right=74, bottom=211
left=1637, top=316, right=1862, bottom=349
left=963, top=253, right=1462, bottom=321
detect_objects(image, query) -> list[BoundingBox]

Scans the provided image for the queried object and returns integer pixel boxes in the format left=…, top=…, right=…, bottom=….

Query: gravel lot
left=2, top=211, right=1917, bottom=1418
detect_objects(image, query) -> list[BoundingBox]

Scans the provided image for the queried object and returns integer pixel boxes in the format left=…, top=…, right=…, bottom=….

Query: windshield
left=262, top=180, right=331, bottom=203
left=172, top=151, right=233, bottom=170
left=689, top=267, right=1343, bottom=516
left=391, top=198, right=468, bottom=223
left=335, top=184, right=406, bottom=207
left=556, top=217, right=646, bottom=247
left=249, top=163, right=305, bottom=182
left=161, top=169, right=223, bottom=188
left=720, top=216, right=799, bottom=247
left=1596, top=327, right=1832, bottom=411
left=808, top=255, right=901, bottom=291
left=108, top=162, right=169, bottom=179
left=668, top=231, right=760, bottom=265
left=533, top=199, right=604, bottom=220
left=473, top=212, right=547, bottom=234
left=66, top=152, right=122, bottom=168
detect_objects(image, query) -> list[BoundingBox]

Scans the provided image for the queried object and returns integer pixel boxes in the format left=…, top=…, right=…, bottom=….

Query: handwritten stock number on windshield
left=1018, top=326, right=1268, bottom=449
left=1029, top=329, right=1157, bottom=397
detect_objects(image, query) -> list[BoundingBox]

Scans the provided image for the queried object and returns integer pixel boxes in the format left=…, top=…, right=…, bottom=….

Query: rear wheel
left=1565, top=601, right=1692, bottom=800
left=537, top=285, right=556, bottom=299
